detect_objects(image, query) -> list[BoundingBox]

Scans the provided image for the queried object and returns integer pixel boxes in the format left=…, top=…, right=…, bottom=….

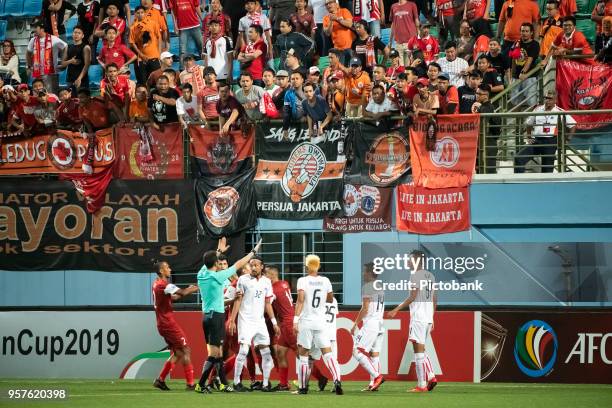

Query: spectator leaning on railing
left=542, top=16, right=594, bottom=67
left=176, top=83, right=205, bottom=129
left=302, top=81, right=332, bottom=143
left=514, top=89, right=576, bottom=174
left=216, top=82, right=249, bottom=135
left=235, top=72, right=266, bottom=121
left=437, top=72, right=459, bottom=114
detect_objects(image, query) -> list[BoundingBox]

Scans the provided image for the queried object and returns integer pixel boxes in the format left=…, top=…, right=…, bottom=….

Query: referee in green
left=195, top=237, right=262, bottom=393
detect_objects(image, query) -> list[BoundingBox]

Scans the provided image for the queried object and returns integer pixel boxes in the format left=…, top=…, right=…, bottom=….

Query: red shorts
left=158, top=324, right=188, bottom=352
left=277, top=324, right=297, bottom=349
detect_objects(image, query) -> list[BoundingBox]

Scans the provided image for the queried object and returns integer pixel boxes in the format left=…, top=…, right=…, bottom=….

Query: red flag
left=410, top=114, right=479, bottom=188
left=395, top=183, right=470, bottom=234
left=556, top=59, right=612, bottom=130
left=68, top=166, right=114, bottom=214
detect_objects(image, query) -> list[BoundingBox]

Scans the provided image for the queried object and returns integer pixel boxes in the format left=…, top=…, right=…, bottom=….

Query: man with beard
left=149, top=75, right=180, bottom=127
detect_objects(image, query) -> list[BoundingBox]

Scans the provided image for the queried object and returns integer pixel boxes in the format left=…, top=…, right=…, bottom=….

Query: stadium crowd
left=0, top=0, right=609, bottom=171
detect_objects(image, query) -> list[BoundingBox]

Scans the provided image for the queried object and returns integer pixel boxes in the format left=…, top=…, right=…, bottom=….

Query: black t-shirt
left=486, top=52, right=511, bottom=78
left=352, top=36, right=387, bottom=72
left=481, top=68, right=503, bottom=97
left=77, top=1, right=101, bottom=37
left=42, top=0, right=77, bottom=35
left=511, top=40, right=540, bottom=79
left=148, top=88, right=179, bottom=124
left=458, top=85, right=477, bottom=114
left=100, top=0, right=129, bottom=19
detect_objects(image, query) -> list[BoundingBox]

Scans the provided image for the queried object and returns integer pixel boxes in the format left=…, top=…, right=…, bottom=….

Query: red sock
left=224, top=355, right=236, bottom=374
left=159, top=360, right=174, bottom=381
left=184, top=363, right=194, bottom=386
left=279, top=367, right=288, bottom=386
left=311, top=362, right=321, bottom=380
left=247, top=352, right=256, bottom=381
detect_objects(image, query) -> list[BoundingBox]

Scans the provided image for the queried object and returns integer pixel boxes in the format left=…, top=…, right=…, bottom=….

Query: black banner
left=348, top=122, right=411, bottom=186
left=0, top=180, right=237, bottom=272
left=194, top=168, right=257, bottom=238
left=189, top=126, right=254, bottom=177
left=254, top=123, right=345, bottom=219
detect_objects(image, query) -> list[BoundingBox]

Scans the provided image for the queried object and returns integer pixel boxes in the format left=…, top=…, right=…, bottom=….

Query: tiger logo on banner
left=203, top=186, right=240, bottom=228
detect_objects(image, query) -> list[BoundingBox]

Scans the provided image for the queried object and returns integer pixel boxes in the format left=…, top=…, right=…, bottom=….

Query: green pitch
left=1, top=380, right=611, bottom=408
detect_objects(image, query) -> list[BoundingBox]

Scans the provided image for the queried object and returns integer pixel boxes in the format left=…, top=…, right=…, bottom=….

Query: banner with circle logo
left=114, top=124, right=184, bottom=179
left=323, top=184, right=392, bottom=232
left=410, top=115, right=479, bottom=188
left=254, top=123, right=345, bottom=219
left=0, top=129, right=115, bottom=175
left=194, top=167, right=257, bottom=238
left=347, top=123, right=411, bottom=187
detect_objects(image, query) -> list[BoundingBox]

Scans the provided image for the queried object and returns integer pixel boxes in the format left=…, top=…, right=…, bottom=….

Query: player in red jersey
left=265, top=264, right=329, bottom=392
left=151, top=260, right=199, bottom=391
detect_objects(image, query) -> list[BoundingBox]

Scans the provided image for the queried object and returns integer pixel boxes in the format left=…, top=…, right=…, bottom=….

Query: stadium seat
left=58, top=69, right=67, bottom=88
left=129, top=0, right=141, bottom=11
left=0, top=1, right=4, bottom=18
left=166, top=14, right=174, bottom=35
left=65, top=17, right=78, bottom=43
left=22, top=0, right=42, bottom=17
left=0, top=20, right=6, bottom=41
left=232, top=59, right=240, bottom=80
left=169, top=37, right=179, bottom=56
left=380, top=28, right=391, bottom=46
left=88, top=64, right=103, bottom=88
left=2, top=0, right=24, bottom=17
left=576, top=17, right=596, bottom=44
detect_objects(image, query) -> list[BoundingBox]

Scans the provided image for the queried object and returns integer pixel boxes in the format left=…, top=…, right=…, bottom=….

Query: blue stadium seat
left=22, top=0, right=42, bottom=17
left=380, top=28, right=391, bottom=46
left=88, top=64, right=103, bottom=88
left=166, top=14, right=174, bottom=35
left=59, top=69, right=68, bottom=87
left=232, top=60, right=240, bottom=81
left=65, top=17, right=78, bottom=43
left=2, top=0, right=24, bottom=17
left=0, top=1, right=5, bottom=18
left=129, top=0, right=141, bottom=11
left=169, top=36, right=179, bottom=56
left=0, top=20, right=7, bottom=40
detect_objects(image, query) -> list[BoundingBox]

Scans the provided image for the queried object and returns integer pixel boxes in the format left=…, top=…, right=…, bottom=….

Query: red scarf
left=84, top=1, right=95, bottom=23
left=209, top=33, right=223, bottom=58
left=33, top=34, right=54, bottom=78
left=365, top=36, right=376, bottom=68
left=188, top=64, right=206, bottom=96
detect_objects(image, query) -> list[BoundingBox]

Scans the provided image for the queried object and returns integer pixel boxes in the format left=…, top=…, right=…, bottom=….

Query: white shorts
left=310, top=340, right=337, bottom=360
left=297, top=325, right=331, bottom=351
left=238, top=319, right=270, bottom=346
left=409, top=321, right=431, bottom=345
left=354, top=325, right=384, bottom=353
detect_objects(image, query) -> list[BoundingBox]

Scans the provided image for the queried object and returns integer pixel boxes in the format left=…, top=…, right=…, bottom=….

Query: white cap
left=160, top=51, right=174, bottom=60
left=2, top=84, right=15, bottom=92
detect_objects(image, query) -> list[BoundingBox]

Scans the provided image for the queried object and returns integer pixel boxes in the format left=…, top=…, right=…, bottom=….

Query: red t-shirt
left=152, top=278, right=178, bottom=329
left=56, top=98, right=82, bottom=126
left=242, top=39, right=267, bottom=80
left=200, top=85, right=220, bottom=119
left=79, top=97, right=111, bottom=129
left=100, top=75, right=131, bottom=103
left=407, top=35, right=440, bottom=64
left=553, top=30, right=593, bottom=55
left=101, top=16, right=127, bottom=45
left=168, top=0, right=200, bottom=30
left=13, top=97, right=40, bottom=128
left=98, top=42, right=135, bottom=68
left=290, top=12, right=316, bottom=35
left=465, top=0, right=488, bottom=20
left=390, top=2, right=419, bottom=44
left=437, top=0, right=455, bottom=17
left=272, top=280, right=294, bottom=325
left=386, top=65, right=406, bottom=80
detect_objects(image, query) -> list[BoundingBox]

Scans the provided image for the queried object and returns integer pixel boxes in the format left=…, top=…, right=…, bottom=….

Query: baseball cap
left=438, top=72, right=450, bottom=81
left=421, top=21, right=432, bottom=28
left=160, top=51, right=174, bottom=60
left=416, top=78, right=430, bottom=87
left=309, top=66, right=320, bottom=74
left=276, top=70, right=289, bottom=77
left=1, top=84, right=15, bottom=92
left=183, top=53, right=196, bottom=61
left=349, top=57, right=362, bottom=66
left=329, top=71, right=344, bottom=81
left=389, top=49, right=400, bottom=58
left=17, top=83, right=29, bottom=91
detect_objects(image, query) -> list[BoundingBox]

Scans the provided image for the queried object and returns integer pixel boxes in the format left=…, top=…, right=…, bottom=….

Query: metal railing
left=490, top=64, right=544, bottom=113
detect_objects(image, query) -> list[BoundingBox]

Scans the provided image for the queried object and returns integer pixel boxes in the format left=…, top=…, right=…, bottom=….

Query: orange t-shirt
left=345, top=71, right=371, bottom=105
left=559, top=0, right=577, bottom=17
left=473, top=35, right=490, bottom=61
left=593, top=0, right=612, bottom=34
left=499, top=0, right=541, bottom=42
left=540, top=16, right=563, bottom=57
left=439, top=86, right=459, bottom=114
left=323, top=8, right=354, bottom=50
left=129, top=18, right=162, bottom=60
left=553, top=30, right=594, bottom=55
left=144, top=7, right=168, bottom=32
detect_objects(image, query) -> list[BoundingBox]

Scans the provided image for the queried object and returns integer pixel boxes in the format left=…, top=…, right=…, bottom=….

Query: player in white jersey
left=309, top=296, right=338, bottom=360
left=389, top=250, right=438, bottom=393
left=293, top=254, right=343, bottom=395
left=351, top=262, right=385, bottom=391
left=228, top=256, right=280, bottom=392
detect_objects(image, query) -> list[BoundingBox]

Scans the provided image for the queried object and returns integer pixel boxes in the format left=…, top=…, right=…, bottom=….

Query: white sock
left=234, top=344, right=249, bottom=385
left=424, top=353, right=435, bottom=381
left=297, top=355, right=310, bottom=389
left=415, top=353, right=426, bottom=388
left=260, top=347, right=274, bottom=387
left=372, top=355, right=381, bottom=376
left=323, top=352, right=341, bottom=382
left=353, top=348, right=378, bottom=380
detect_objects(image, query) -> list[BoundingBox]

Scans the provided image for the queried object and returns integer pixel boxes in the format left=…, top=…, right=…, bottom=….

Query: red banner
left=0, top=129, right=115, bottom=175
left=114, top=124, right=184, bottom=179
left=189, top=126, right=254, bottom=176
left=173, top=311, right=475, bottom=382
left=66, top=166, right=114, bottom=213
left=324, top=184, right=392, bottom=232
left=395, top=183, right=470, bottom=234
left=556, top=59, right=612, bottom=130
left=410, top=115, right=479, bottom=188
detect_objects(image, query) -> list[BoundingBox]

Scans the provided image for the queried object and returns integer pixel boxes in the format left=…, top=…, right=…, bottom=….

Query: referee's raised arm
left=232, top=239, right=263, bottom=271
